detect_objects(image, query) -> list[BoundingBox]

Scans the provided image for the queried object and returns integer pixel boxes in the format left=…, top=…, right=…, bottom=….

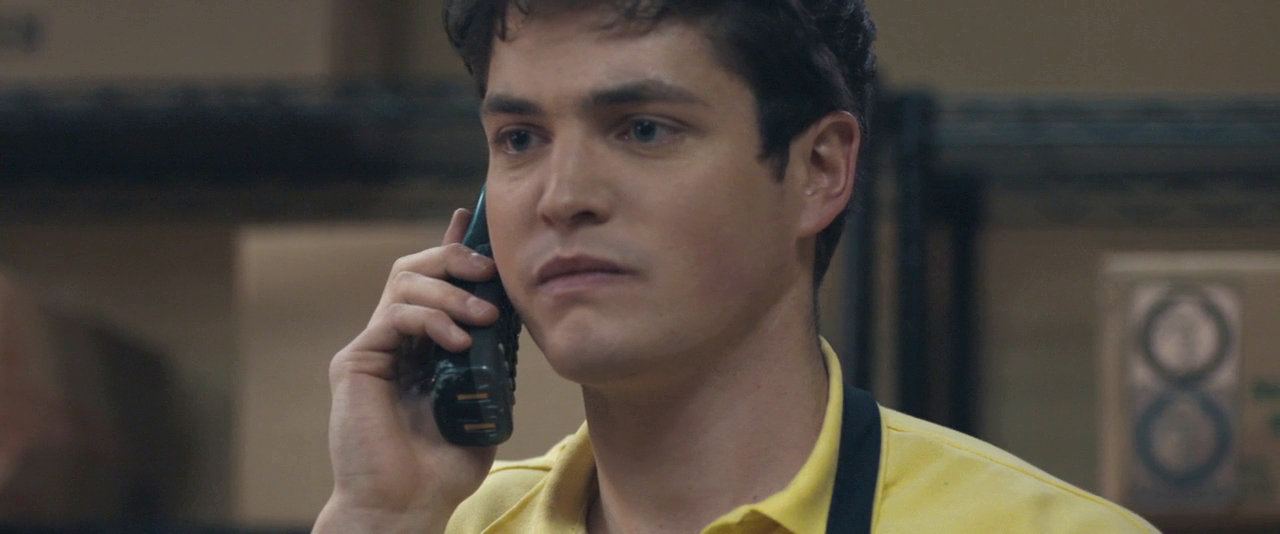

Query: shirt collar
left=518, top=339, right=845, bottom=534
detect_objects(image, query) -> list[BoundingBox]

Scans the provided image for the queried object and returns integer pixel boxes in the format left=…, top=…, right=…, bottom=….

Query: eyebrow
left=583, top=79, right=709, bottom=111
left=481, top=95, right=543, bottom=117
left=481, top=78, right=709, bottom=118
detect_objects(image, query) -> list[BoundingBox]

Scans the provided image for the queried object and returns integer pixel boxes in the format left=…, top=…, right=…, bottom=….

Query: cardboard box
left=1100, top=253, right=1280, bottom=518
left=1, top=0, right=340, bottom=82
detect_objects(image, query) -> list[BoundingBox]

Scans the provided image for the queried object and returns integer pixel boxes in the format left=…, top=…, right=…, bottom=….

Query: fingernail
left=468, top=297, right=492, bottom=317
left=470, top=253, right=491, bottom=269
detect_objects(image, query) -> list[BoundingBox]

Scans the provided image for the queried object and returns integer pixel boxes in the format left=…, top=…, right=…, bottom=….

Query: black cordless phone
left=398, top=188, right=521, bottom=446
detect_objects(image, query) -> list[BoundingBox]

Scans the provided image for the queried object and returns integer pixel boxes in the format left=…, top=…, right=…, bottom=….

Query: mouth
left=535, top=255, right=632, bottom=287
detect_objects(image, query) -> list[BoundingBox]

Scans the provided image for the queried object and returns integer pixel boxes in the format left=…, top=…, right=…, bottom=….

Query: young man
left=316, top=1, right=1157, bottom=532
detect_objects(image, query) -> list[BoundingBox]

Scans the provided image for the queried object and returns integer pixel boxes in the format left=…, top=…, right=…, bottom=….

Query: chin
left=533, top=325, right=657, bottom=388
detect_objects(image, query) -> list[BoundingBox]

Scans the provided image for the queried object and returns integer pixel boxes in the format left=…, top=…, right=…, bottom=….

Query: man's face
left=482, top=9, right=809, bottom=388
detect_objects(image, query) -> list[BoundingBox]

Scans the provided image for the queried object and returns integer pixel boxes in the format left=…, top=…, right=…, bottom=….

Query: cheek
left=487, top=218, right=518, bottom=277
left=663, top=208, right=780, bottom=300
left=653, top=169, right=789, bottom=288
left=482, top=191, right=534, bottom=306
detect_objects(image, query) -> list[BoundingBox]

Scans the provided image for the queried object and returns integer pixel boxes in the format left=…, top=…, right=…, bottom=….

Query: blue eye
left=505, top=129, right=533, bottom=152
left=631, top=120, right=659, bottom=143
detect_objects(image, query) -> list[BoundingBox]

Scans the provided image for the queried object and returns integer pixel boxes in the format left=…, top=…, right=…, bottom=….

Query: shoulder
left=872, top=407, right=1158, bottom=533
left=440, top=427, right=581, bottom=532
left=444, top=461, right=549, bottom=533
left=444, top=435, right=571, bottom=534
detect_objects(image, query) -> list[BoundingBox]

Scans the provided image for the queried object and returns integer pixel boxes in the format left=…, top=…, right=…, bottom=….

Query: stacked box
left=1100, top=253, right=1280, bottom=518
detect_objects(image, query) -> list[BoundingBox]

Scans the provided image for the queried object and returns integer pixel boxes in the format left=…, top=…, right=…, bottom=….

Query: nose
left=536, top=133, right=612, bottom=230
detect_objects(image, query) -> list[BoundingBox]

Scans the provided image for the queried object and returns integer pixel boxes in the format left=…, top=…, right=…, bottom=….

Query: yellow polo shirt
left=445, top=342, right=1158, bottom=533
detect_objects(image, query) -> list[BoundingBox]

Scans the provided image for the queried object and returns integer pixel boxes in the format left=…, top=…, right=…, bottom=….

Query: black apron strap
left=825, top=385, right=882, bottom=534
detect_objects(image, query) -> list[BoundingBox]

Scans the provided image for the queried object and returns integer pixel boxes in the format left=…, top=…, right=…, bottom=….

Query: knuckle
left=390, top=269, right=420, bottom=288
left=390, top=255, right=413, bottom=274
left=384, top=302, right=411, bottom=323
left=328, top=353, right=356, bottom=385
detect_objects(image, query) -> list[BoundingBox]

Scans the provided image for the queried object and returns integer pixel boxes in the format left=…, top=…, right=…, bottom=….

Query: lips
left=535, top=255, right=631, bottom=286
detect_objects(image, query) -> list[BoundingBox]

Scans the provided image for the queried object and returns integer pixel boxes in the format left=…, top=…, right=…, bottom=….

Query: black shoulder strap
left=825, top=385, right=882, bottom=534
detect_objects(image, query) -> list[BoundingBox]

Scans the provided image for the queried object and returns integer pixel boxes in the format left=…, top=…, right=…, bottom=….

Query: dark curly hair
left=443, top=0, right=876, bottom=285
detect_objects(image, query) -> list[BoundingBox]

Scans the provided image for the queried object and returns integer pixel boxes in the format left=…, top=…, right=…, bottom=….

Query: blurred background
left=0, top=1, right=1277, bottom=532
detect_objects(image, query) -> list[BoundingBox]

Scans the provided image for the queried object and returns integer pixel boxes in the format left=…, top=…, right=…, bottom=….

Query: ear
left=790, top=111, right=861, bottom=238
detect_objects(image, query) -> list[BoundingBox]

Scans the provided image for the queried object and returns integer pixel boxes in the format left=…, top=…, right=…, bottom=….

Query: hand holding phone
left=319, top=204, right=510, bottom=532
left=397, top=189, right=522, bottom=446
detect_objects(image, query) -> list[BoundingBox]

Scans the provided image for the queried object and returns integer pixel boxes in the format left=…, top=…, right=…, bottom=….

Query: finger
left=385, top=271, right=498, bottom=326
left=388, top=243, right=496, bottom=285
left=378, top=245, right=496, bottom=313
left=384, top=304, right=473, bottom=353
left=354, top=303, right=473, bottom=356
left=442, top=208, right=473, bottom=246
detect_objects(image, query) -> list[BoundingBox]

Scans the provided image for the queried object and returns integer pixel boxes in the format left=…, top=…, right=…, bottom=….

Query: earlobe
left=797, top=111, right=861, bottom=235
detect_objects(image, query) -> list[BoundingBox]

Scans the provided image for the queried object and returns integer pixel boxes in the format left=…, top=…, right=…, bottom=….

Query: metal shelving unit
left=1, top=81, right=485, bottom=177
left=0, top=80, right=488, bottom=221
left=867, top=95, right=1280, bottom=437
left=877, top=95, right=1280, bottom=534
left=935, top=97, right=1280, bottom=227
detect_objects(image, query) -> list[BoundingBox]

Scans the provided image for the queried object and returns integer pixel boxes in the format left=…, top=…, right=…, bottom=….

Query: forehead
left=484, top=8, right=744, bottom=106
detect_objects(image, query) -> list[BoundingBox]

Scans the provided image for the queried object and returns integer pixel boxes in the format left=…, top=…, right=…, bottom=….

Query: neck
left=582, top=287, right=828, bottom=534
